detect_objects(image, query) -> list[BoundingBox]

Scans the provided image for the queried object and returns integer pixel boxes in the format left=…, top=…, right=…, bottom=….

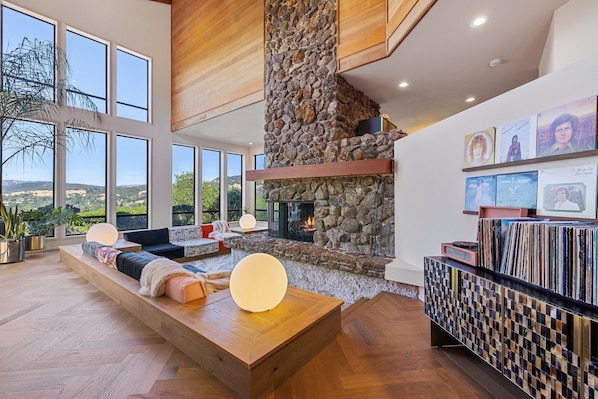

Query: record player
left=440, top=241, right=478, bottom=266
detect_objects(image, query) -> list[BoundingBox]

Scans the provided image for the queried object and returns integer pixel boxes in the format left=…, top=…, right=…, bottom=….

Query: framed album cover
left=495, top=116, right=537, bottom=163
left=535, top=96, right=597, bottom=158
left=496, top=171, right=538, bottom=209
left=536, top=164, right=597, bottom=218
left=464, top=128, right=495, bottom=168
left=464, top=175, right=496, bottom=212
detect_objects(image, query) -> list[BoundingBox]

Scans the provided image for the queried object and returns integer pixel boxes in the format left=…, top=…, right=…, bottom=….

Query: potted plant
left=20, top=206, right=84, bottom=251
left=0, top=196, right=27, bottom=263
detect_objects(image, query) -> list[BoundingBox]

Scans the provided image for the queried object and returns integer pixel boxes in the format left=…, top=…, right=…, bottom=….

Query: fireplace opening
left=268, top=201, right=315, bottom=243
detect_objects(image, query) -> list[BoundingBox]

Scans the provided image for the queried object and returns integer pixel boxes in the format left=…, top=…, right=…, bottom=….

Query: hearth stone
left=230, top=242, right=418, bottom=304
left=227, top=233, right=392, bottom=279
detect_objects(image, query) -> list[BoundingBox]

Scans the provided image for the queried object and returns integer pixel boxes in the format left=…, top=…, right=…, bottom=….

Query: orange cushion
left=200, top=223, right=231, bottom=251
left=164, top=276, right=207, bottom=304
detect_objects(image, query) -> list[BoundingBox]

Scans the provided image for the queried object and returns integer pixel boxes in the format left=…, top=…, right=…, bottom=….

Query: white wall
left=387, top=0, right=598, bottom=286
left=539, top=0, right=598, bottom=75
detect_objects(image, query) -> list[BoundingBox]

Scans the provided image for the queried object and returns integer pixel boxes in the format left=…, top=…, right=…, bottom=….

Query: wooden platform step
left=340, top=297, right=370, bottom=321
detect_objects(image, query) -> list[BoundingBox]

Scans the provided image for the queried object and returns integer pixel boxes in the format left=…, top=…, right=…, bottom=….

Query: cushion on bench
left=95, top=246, right=121, bottom=269
left=165, top=276, right=207, bottom=303
left=123, top=228, right=170, bottom=246
left=116, top=251, right=156, bottom=280
left=80, top=243, right=204, bottom=304
left=168, top=226, right=203, bottom=241
left=142, top=243, right=184, bottom=259
left=172, top=239, right=220, bottom=257
left=200, top=224, right=231, bottom=251
left=82, top=241, right=108, bottom=257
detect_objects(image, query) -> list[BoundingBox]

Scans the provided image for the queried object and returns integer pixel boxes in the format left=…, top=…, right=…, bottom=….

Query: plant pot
left=25, top=235, right=46, bottom=251
left=0, top=238, right=25, bottom=263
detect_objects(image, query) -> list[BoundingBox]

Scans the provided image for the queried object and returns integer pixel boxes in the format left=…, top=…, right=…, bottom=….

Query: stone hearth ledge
left=227, top=234, right=418, bottom=303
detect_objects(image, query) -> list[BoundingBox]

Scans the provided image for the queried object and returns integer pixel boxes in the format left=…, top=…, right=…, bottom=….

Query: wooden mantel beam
left=246, top=158, right=393, bottom=181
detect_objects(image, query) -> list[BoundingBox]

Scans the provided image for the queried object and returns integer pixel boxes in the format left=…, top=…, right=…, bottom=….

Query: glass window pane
left=201, top=149, right=220, bottom=223
left=2, top=6, right=55, bottom=102
left=116, top=136, right=148, bottom=230
left=227, top=153, right=242, bottom=222
left=66, top=129, right=107, bottom=235
left=2, top=120, right=54, bottom=211
left=254, top=154, right=267, bottom=221
left=117, top=49, right=149, bottom=122
left=172, top=145, right=195, bottom=226
left=66, top=30, right=107, bottom=113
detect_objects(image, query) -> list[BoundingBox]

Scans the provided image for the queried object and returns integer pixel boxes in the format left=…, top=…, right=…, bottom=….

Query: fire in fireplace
left=268, top=201, right=315, bottom=243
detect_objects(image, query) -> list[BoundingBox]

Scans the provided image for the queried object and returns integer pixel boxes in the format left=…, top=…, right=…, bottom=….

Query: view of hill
left=1, top=175, right=241, bottom=213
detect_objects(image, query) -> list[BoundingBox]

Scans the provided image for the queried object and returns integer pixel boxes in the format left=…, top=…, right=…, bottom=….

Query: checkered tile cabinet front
left=586, top=359, right=598, bottom=398
left=503, top=288, right=580, bottom=399
left=584, top=317, right=598, bottom=398
left=459, top=271, right=502, bottom=371
left=424, top=258, right=460, bottom=337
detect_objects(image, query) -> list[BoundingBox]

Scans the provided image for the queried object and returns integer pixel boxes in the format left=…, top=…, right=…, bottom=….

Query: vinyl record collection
left=478, top=218, right=598, bottom=304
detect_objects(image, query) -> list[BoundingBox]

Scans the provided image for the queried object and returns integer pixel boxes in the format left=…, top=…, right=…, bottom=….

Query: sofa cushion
left=116, top=251, right=156, bottom=280
left=82, top=241, right=107, bottom=257
left=143, top=243, right=184, bottom=259
left=165, top=276, right=207, bottom=304
left=171, top=238, right=220, bottom=257
left=124, top=228, right=170, bottom=246
left=169, top=226, right=203, bottom=241
left=200, top=223, right=231, bottom=251
left=200, top=223, right=214, bottom=237
left=95, top=246, right=121, bottom=269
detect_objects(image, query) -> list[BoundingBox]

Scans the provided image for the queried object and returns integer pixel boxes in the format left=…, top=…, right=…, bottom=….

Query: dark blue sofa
left=123, top=228, right=184, bottom=259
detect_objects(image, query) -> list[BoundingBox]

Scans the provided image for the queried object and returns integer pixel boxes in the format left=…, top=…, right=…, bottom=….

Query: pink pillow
left=165, top=276, right=207, bottom=304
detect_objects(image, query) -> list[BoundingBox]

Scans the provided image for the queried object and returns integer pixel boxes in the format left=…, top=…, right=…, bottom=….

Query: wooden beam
left=246, top=158, right=393, bottom=181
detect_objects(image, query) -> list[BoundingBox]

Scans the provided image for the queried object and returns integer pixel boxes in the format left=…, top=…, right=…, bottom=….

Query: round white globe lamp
left=229, top=253, right=288, bottom=312
left=239, top=213, right=257, bottom=230
left=86, top=223, right=119, bottom=246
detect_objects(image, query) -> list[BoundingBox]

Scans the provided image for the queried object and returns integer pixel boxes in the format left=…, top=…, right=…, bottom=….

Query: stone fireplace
left=260, top=0, right=407, bottom=258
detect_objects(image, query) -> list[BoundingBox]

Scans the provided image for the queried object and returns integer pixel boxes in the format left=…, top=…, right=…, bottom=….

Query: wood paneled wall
left=337, top=0, right=437, bottom=73
left=337, top=0, right=387, bottom=72
left=171, top=0, right=264, bottom=131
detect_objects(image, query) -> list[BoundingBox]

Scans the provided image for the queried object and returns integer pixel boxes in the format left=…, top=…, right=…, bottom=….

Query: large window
left=201, top=149, right=220, bottom=223
left=1, top=4, right=159, bottom=239
left=1, top=120, right=55, bottom=211
left=254, top=154, right=267, bottom=221
left=116, top=136, right=148, bottom=230
left=117, top=48, right=149, bottom=122
left=1, top=5, right=55, bottom=102
left=66, top=129, right=107, bottom=235
left=66, top=29, right=107, bottom=113
left=172, top=144, right=195, bottom=226
left=227, top=153, right=243, bottom=222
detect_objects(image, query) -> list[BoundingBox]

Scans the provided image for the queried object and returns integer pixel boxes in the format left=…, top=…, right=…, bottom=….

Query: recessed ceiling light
left=248, top=142, right=253, bottom=145
left=471, top=16, right=487, bottom=27
left=465, top=97, right=476, bottom=103
left=398, top=81, right=409, bottom=88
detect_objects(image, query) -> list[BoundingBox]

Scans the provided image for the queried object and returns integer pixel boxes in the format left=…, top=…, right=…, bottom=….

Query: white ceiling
left=176, top=0, right=569, bottom=147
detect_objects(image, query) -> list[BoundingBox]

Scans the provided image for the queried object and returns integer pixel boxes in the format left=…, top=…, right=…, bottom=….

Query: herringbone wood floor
left=0, top=250, right=528, bottom=399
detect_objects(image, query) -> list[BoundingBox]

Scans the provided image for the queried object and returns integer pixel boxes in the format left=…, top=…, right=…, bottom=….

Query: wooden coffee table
left=112, top=239, right=141, bottom=252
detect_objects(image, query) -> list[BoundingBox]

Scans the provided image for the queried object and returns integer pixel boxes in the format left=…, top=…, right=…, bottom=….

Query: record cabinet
left=425, top=256, right=598, bottom=399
